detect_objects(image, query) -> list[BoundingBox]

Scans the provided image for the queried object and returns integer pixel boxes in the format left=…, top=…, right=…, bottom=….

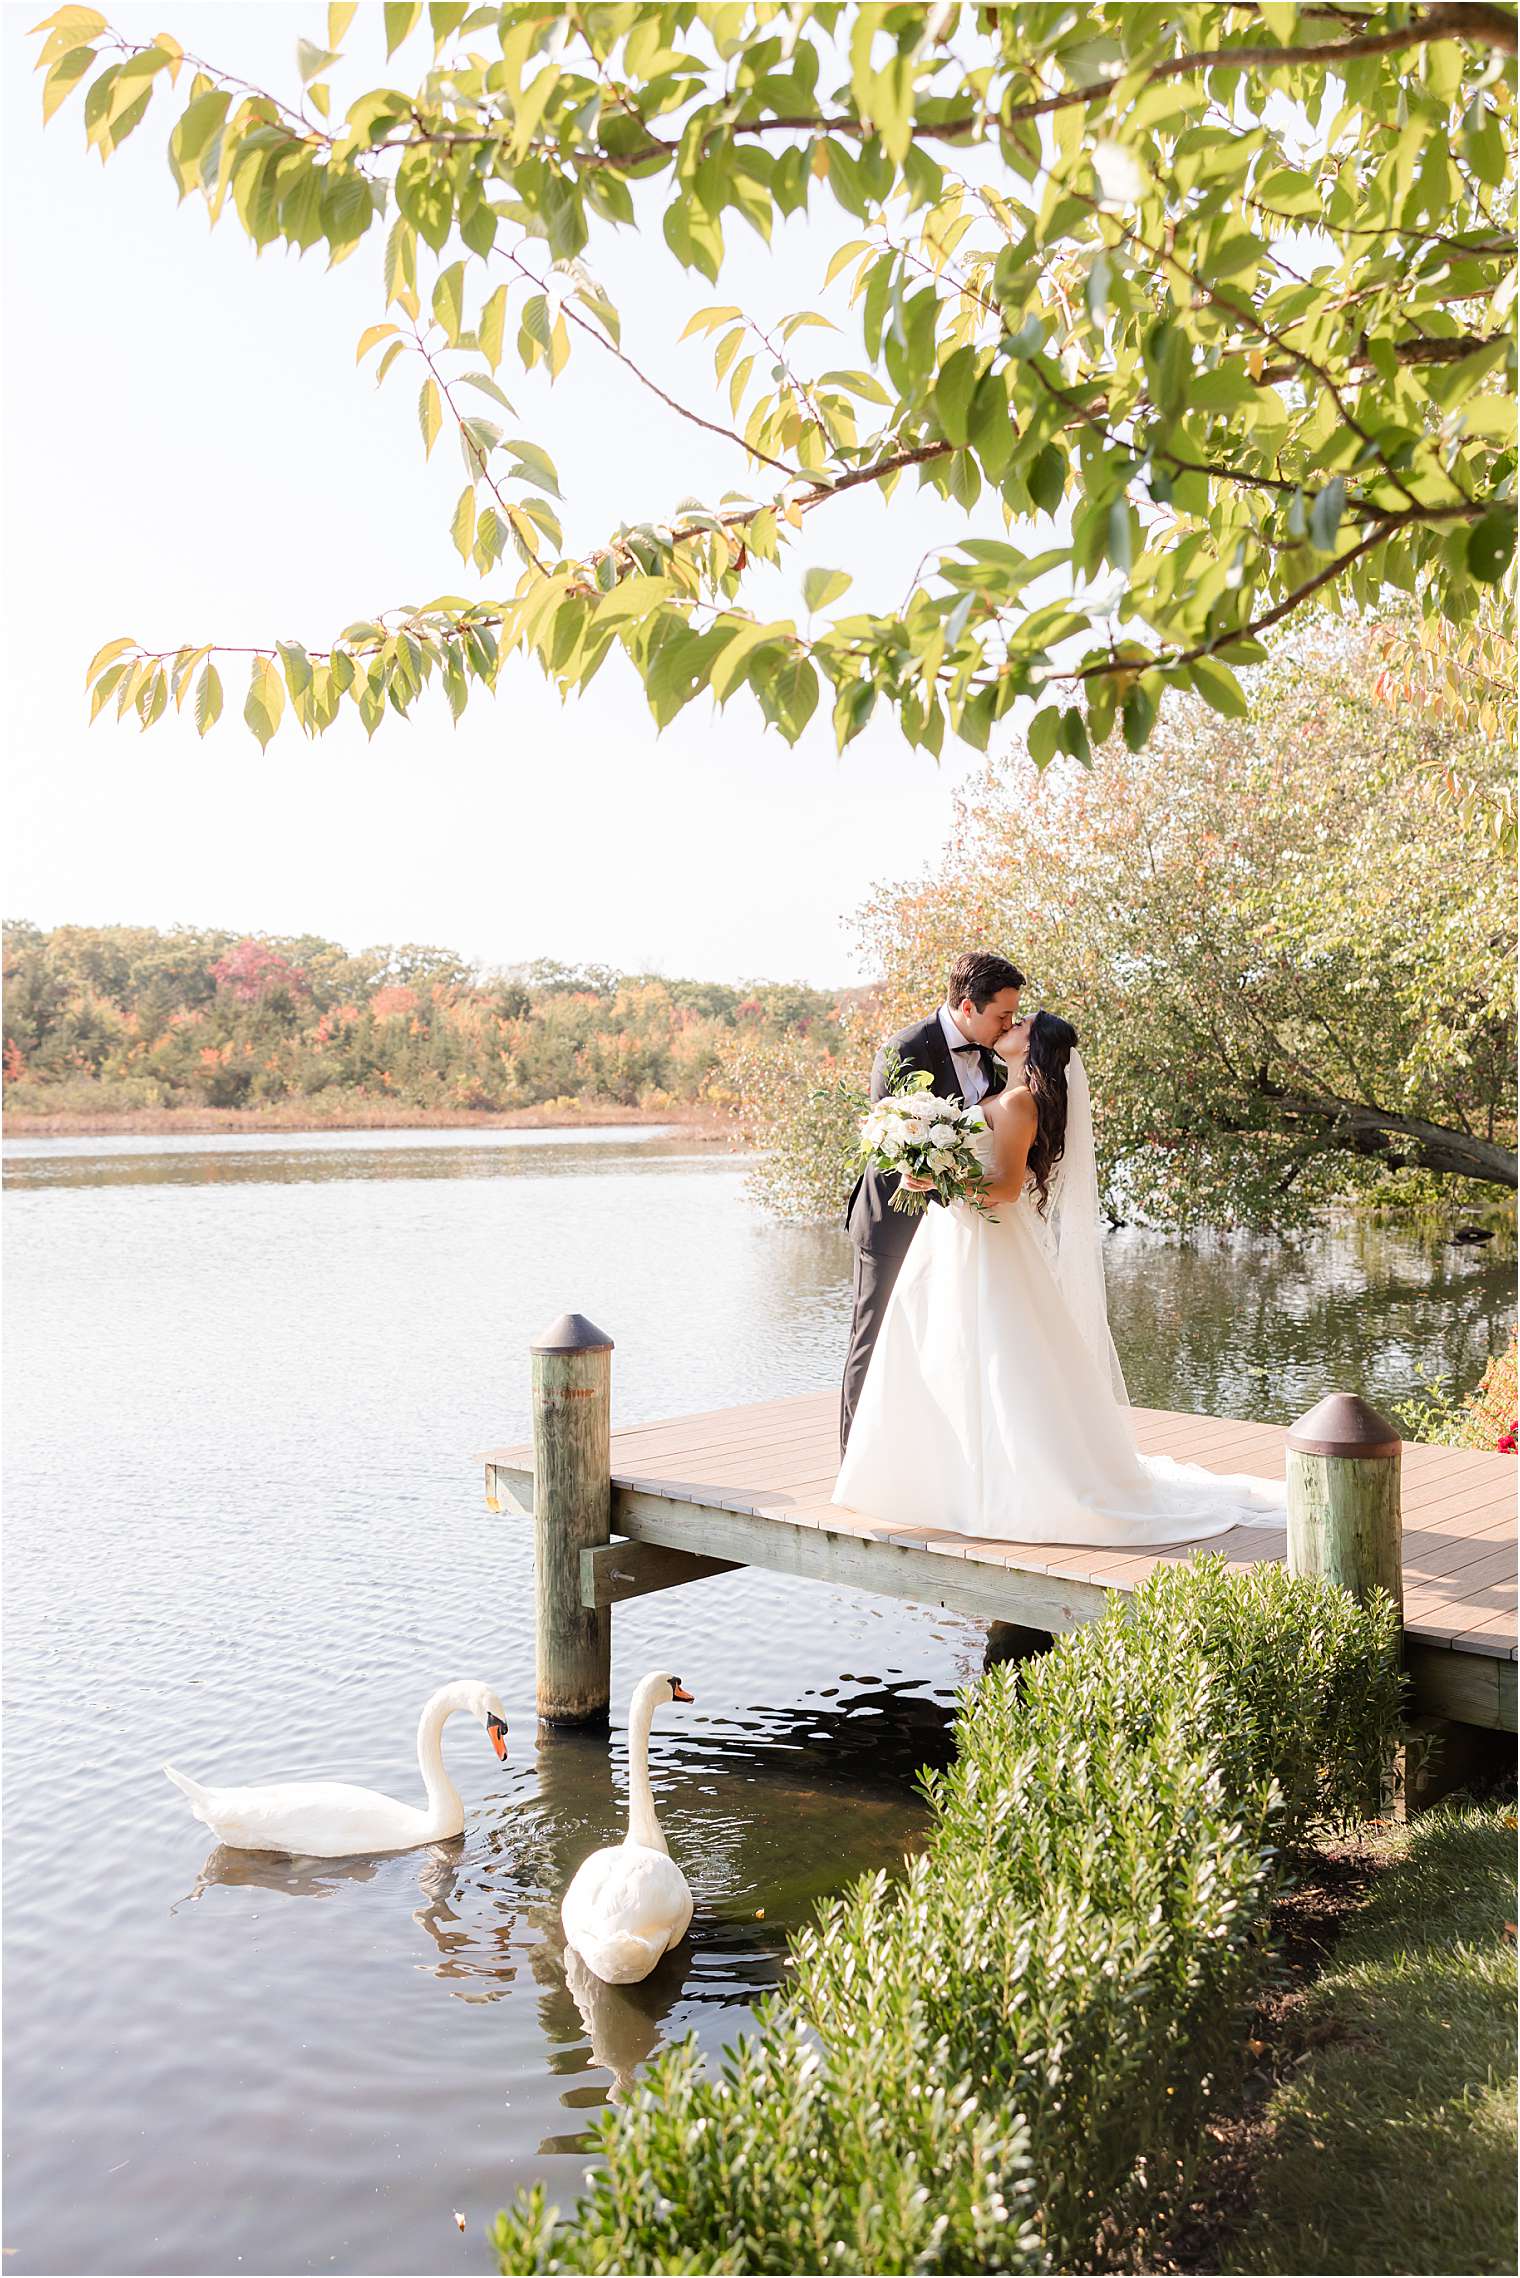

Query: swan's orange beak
left=671, top=1681, right=694, bottom=1703
left=486, top=1713, right=509, bottom=1760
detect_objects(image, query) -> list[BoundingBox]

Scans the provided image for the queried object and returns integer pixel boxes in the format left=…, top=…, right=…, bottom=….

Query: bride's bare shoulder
left=987, top=1083, right=1036, bottom=1124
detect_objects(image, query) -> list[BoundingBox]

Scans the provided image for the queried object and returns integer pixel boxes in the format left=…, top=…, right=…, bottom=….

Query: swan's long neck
left=415, top=1690, right=465, bottom=1833
left=625, top=1680, right=668, bottom=1854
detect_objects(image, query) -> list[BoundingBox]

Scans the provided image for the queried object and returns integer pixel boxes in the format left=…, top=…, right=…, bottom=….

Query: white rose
left=928, top=1122, right=956, bottom=1147
left=880, top=1137, right=902, bottom=1160
left=928, top=1148, right=957, bottom=1172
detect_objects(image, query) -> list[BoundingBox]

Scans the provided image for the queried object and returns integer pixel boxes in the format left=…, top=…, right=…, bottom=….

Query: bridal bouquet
left=855, top=1065, right=996, bottom=1218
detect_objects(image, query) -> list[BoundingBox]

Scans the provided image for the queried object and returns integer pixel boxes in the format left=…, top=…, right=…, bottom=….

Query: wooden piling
left=531, top=1311, right=613, bottom=1726
left=1285, top=1391, right=1404, bottom=1616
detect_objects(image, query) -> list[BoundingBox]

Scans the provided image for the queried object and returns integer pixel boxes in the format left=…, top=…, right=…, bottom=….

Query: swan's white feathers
left=562, top=1840, right=694, bottom=1985
left=163, top=1769, right=447, bottom=1855
left=160, top=1680, right=506, bottom=1858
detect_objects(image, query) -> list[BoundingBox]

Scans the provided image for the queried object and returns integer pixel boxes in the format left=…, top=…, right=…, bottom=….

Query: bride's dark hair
left=1023, top=1010, right=1079, bottom=1213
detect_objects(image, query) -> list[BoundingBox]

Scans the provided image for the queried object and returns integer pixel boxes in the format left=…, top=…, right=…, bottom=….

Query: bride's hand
left=900, top=1172, right=934, bottom=1192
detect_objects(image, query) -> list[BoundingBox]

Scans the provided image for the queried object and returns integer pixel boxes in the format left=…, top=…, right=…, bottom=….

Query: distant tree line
left=1, top=922, right=848, bottom=1118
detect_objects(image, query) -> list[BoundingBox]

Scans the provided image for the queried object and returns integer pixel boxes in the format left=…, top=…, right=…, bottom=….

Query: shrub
left=491, top=1561, right=1402, bottom=2276
left=1396, top=1333, right=1518, bottom=1453
left=722, top=1028, right=867, bottom=1223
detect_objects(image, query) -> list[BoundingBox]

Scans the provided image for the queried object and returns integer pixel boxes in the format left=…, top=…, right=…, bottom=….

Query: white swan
left=561, top=1671, right=694, bottom=1985
left=163, top=1681, right=509, bottom=1857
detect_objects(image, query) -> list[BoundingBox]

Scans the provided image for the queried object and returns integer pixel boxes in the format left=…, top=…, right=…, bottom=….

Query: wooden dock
left=485, top=1389, right=1517, bottom=1734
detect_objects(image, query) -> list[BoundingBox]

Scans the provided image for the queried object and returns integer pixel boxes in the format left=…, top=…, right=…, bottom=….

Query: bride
left=833, top=1011, right=1285, bottom=1547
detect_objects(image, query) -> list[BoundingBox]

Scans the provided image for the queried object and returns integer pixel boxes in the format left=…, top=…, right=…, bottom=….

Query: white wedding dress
left=834, top=1054, right=1285, bottom=1548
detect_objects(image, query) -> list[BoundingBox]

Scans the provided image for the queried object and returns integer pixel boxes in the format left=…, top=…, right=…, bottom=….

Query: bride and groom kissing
left=835, top=951, right=1283, bottom=1549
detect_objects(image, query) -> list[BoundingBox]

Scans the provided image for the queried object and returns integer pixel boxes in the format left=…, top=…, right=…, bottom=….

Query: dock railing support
left=1284, top=1391, right=1404, bottom=1616
left=531, top=1311, right=613, bottom=1727
left=1286, top=1390, right=1417, bottom=1808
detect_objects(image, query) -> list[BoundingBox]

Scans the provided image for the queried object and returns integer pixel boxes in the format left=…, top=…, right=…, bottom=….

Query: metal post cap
left=1287, top=1392, right=1400, bottom=1460
left=531, top=1311, right=614, bottom=1354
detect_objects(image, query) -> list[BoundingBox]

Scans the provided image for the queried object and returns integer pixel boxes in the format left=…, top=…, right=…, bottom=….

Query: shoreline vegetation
left=2, top=920, right=855, bottom=1140
left=489, top=1562, right=1402, bottom=2275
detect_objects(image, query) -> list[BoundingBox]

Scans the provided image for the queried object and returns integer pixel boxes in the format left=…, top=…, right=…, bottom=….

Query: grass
left=1223, top=1802, right=1518, bottom=2278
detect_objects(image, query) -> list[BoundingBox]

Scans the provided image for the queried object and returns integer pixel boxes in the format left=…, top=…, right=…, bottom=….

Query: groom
left=840, top=950, right=1025, bottom=1453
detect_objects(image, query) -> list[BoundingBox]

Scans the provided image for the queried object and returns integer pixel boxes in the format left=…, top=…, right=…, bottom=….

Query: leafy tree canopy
left=34, top=2, right=1518, bottom=761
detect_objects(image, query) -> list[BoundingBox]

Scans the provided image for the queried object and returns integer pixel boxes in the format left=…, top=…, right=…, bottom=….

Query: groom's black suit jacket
left=844, top=1013, right=1002, bottom=1261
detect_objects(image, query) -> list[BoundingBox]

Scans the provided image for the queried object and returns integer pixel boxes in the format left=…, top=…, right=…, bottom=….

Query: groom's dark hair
left=947, top=950, right=1026, bottom=1008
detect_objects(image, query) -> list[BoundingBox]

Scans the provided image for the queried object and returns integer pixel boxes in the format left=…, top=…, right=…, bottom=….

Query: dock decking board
left=484, top=1391, right=1516, bottom=1729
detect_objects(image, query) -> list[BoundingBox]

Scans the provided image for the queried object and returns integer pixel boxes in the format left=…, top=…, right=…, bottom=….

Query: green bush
left=492, top=1562, right=1402, bottom=2276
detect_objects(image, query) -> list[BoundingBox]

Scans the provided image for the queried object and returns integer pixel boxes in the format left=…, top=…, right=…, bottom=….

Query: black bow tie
left=979, top=1047, right=1004, bottom=1093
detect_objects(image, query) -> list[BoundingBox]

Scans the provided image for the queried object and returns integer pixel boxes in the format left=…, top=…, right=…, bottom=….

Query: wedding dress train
left=833, top=1058, right=1285, bottom=1548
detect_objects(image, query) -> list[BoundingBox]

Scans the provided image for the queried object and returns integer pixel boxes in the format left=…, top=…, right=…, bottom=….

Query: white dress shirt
left=938, top=1004, right=991, bottom=1104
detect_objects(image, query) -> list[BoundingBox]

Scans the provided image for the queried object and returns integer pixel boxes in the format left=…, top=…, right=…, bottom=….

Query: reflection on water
left=1106, top=1215, right=1515, bottom=1423
left=0, top=1122, right=701, bottom=1191
left=2, top=1128, right=1512, bottom=2277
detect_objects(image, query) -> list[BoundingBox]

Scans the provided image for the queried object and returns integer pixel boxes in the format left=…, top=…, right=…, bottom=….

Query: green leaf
left=1058, top=706, right=1091, bottom=765
left=1027, top=443, right=1065, bottom=517
left=708, top=618, right=785, bottom=702
left=1308, top=477, right=1346, bottom=554
left=321, top=170, right=373, bottom=256
left=277, top=641, right=312, bottom=698
left=505, top=436, right=561, bottom=499
left=1028, top=705, right=1061, bottom=768
left=167, top=85, right=229, bottom=189
left=802, top=567, right=852, bottom=613
left=933, top=344, right=980, bottom=448
left=1121, top=679, right=1156, bottom=751
left=756, top=650, right=818, bottom=746
left=479, top=284, right=507, bottom=371
left=194, top=661, right=222, bottom=736
left=1468, top=507, right=1516, bottom=586
left=42, top=45, right=95, bottom=124
left=383, top=1, right=421, bottom=57
left=244, top=658, right=284, bottom=750
left=297, top=38, right=339, bottom=83
left=431, top=260, right=465, bottom=343
left=395, top=151, right=452, bottom=253
left=90, top=661, right=128, bottom=719
left=459, top=370, right=515, bottom=412
left=1190, top=656, right=1249, bottom=717
left=968, top=368, right=1014, bottom=481
left=85, top=634, right=137, bottom=685
left=418, top=377, right=442, bottom=458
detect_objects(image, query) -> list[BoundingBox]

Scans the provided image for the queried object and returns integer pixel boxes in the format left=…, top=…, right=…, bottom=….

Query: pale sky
left=1, top=2, right=1016, bottom=985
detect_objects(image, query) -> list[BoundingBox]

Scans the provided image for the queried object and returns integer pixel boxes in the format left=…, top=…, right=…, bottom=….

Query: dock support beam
left=1287, top=1391, right=1416, bottom=1808
left=1285, top=1392, right=1404, bottom=1617
left=531, top=1311, right=613, bottom=1726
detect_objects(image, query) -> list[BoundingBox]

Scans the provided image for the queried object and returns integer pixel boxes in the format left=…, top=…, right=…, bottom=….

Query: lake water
left=3, top=1127, right=1513, bottom=2277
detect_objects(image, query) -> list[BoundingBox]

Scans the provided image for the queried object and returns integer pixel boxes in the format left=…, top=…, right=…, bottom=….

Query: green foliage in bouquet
left=490, top=1559, right=1402, bottom=2275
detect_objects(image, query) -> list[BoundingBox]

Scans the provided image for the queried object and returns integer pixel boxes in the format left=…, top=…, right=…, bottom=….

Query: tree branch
left=1062, top=503, right=1490, bottom=687
left=1268, top=1090, right=1518, bottom=1187
left=498, top=251, right=806, bottom=484
left=364, top=3, right=1515, bottom=171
